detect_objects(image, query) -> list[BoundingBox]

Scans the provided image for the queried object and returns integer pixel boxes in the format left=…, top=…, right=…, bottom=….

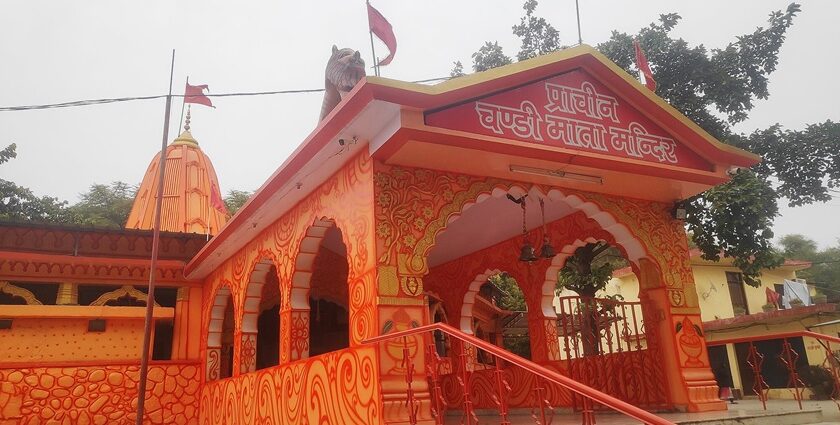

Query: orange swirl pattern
left=201, top=153, right=376, bottom=374
left=199, top=346, right=380, bottom=424
left=0, top=363, right=200, bottom=424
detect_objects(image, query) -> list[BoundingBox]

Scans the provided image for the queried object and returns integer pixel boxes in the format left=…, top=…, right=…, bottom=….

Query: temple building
left=126, top=114, right=228, bottom=236
left=2, top=45, right=837, bottom=424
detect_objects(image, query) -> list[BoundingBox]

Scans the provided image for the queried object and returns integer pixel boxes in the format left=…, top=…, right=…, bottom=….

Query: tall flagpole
left=366, top=1, right=379, bottom=76
left=575, top=0, right=583, bottom=45
left=136, top=49, right=175, bottom=425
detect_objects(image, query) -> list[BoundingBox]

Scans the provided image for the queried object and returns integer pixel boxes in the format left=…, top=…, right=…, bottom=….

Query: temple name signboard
left=425, top=70, right=710, bottom=170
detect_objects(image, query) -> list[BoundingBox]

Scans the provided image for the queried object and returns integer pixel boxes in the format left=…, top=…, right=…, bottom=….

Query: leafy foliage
left=0, top=144, right=76, bottom=224
left=687, top=170, right=783, bottom=286
left=488, top=273, right=526, bottom=311
left=454, top=1, right=839, bottom=287
left=224, top=189, right=253, bottom=215
left=778, top=234, right=840, bottom=296
left=470, top=42, right=512, bottom=72
left=511, top=0, right=561, bottom=61
left=69, top=182, right=136, bottom=228
left=557, top=242, right=626, bottom=297
left=450, top=61, right=465, bottom=78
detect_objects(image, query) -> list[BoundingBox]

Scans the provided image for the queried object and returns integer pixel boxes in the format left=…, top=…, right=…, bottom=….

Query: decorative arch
left=239, top=257, right=280, bottom=373
left=206, top=283, right=234, bottom=381
left=0, top=281, right=42, bottom=305
left=284, top=218, right=351, bottom=360
left=289, top=219, right=336, bottom=312
left=90, top=285, right=160, bottom=307
left=459, top=269, right=516, bottom=334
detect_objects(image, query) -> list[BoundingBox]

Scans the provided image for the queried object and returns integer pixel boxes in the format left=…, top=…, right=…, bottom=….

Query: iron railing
left=706, top=330, right=840, bottom=410
left=364, top=322, right=674, bottom=425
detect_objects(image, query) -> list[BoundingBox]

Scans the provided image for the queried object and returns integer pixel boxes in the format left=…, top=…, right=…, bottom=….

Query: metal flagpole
left=178, top=76, right=188, bottom=133
left=136, top=49, right=176, bottom=425
left=367, top=1, right=379, bottom=76
left=575, top=0, right=583, bottom=45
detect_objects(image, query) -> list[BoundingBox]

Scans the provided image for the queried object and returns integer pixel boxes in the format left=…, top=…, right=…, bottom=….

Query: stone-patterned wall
left=0, top=362, right=200, bottom=424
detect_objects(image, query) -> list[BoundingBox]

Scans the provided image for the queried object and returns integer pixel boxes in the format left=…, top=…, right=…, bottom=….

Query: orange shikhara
left=125, top=127, right=227, bottom=235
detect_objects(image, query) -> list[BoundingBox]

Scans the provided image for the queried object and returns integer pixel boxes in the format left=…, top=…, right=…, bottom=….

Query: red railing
left=364, top=322, right=674, bottom=425
left=707, top=330, right=840, bottom=410
left=555, top=296, right=670, bottom=410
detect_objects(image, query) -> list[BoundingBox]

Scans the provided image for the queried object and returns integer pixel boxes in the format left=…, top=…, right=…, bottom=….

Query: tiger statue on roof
left=320, top=45, right=366, bottom=121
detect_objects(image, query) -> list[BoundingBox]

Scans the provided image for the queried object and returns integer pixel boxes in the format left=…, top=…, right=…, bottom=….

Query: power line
left=0, top=76, right=451, bottom=112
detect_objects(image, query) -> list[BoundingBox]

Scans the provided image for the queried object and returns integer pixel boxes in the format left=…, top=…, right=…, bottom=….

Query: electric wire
left=0, top=76, right=452, bottom=112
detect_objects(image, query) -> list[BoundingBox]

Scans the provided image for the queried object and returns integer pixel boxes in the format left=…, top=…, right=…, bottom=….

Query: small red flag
left=633, top=40, right=657, bottom=92
left=185, top=83, right=214, bottom=108
left=367, top=2, right=397, bottom=66
left=210, top=183, right=228, bottom=216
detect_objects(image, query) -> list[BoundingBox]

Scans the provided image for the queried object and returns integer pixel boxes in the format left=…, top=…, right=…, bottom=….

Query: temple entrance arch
left=206, top=284, right=234, bottom=381
left=285, top=218, right=350, bottom=360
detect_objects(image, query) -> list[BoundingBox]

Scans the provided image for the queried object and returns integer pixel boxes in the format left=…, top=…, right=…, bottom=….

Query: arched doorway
left=207, top=285, right=235, bottom=381
left=256, top=265, right=281, bottom=370
left=287, top=219, right=350, bottom=360
left=308, top=225, right=350, bottom=356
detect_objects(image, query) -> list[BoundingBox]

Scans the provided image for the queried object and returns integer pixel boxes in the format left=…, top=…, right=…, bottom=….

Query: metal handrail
left=706, top=329, right=840, bottom=410
left=706, top=330, right=840, bottom=346
left=363, top=322, right=674, bottom=425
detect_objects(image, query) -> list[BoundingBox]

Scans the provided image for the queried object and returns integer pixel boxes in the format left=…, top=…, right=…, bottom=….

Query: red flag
left=210, top=183, right=228, bottom=216
left=633, top=40, right=656, bottom=92
left=367, top=2, right=397, bottom=66
left=185, top=83, right=214, bottom=108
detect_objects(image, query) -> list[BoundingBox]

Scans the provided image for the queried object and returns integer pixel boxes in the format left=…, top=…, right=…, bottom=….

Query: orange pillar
left=172, top=286, right=203, bottom=360
left=376, top=265, right=434, bottom=425
left=638, top=256, right=725, bottom=412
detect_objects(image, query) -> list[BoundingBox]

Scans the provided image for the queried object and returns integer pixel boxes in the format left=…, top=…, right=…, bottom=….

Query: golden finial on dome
left=184, top=105, right=191, bottom=131
left=172, top=105, right=198, bottom=147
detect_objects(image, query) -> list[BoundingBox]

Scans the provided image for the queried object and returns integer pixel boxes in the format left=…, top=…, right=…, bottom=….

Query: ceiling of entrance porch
left=427, top=186, right=576, bottom=269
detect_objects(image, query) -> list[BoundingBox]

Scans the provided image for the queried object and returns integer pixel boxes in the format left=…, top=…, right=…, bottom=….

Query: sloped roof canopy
left=185, top=45, right=758, bottom=279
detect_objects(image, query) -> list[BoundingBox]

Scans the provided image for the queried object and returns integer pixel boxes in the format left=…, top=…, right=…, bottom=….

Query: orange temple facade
left=0, top=46, right=760, bottom=424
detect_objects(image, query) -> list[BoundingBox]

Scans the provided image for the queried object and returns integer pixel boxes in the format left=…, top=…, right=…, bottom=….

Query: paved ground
left=444, top=398, right=840, bottom=424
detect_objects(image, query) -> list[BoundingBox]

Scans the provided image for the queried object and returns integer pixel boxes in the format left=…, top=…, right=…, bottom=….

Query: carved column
left=56, top=282, right=77, bottom=305
left=239, top=332, right=257, bottom=374
left=638, top=254, right=724, bottom=412
left=281, top=283, right=310, bottom=361
left=376, top=265, right=434, bottom=424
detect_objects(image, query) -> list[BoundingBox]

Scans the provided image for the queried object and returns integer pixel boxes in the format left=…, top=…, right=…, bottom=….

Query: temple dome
left=126, top=119, right=228, bottom=235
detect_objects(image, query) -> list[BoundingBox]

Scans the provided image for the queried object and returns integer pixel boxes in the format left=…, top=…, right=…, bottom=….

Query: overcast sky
left=1, top=0, right=838, bottom=248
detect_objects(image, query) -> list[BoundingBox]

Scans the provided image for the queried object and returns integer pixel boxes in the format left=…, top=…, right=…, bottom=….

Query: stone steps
left=445, top=406, right=827, bottom=424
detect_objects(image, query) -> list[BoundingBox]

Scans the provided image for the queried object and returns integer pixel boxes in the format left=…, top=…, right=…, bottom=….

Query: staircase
left=365, top=324, right=840, bottom=425
left=365, top=322, right=674, bottom=425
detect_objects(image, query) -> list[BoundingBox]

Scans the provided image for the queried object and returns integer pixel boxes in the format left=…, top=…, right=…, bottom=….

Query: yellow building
left=579, top=248, right=840, bottom=399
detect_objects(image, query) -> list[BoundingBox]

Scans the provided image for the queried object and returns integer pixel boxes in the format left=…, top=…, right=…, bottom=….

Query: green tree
left=0, top=143, right=76, bottom=224
left=471, top=42, right=512, bottom=72
left=778, top=234, right=819, bottom=259
left=488, top=273, right=526, bottom=311
left=455, top=1, right=839, bottom=287
left=224, top=190, right=252, bottom=215
left=512, top=0, right=561, bottom=61
left=69, top=182, right=137, bottom=228
left=778, top=235, right=840, bottom=297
